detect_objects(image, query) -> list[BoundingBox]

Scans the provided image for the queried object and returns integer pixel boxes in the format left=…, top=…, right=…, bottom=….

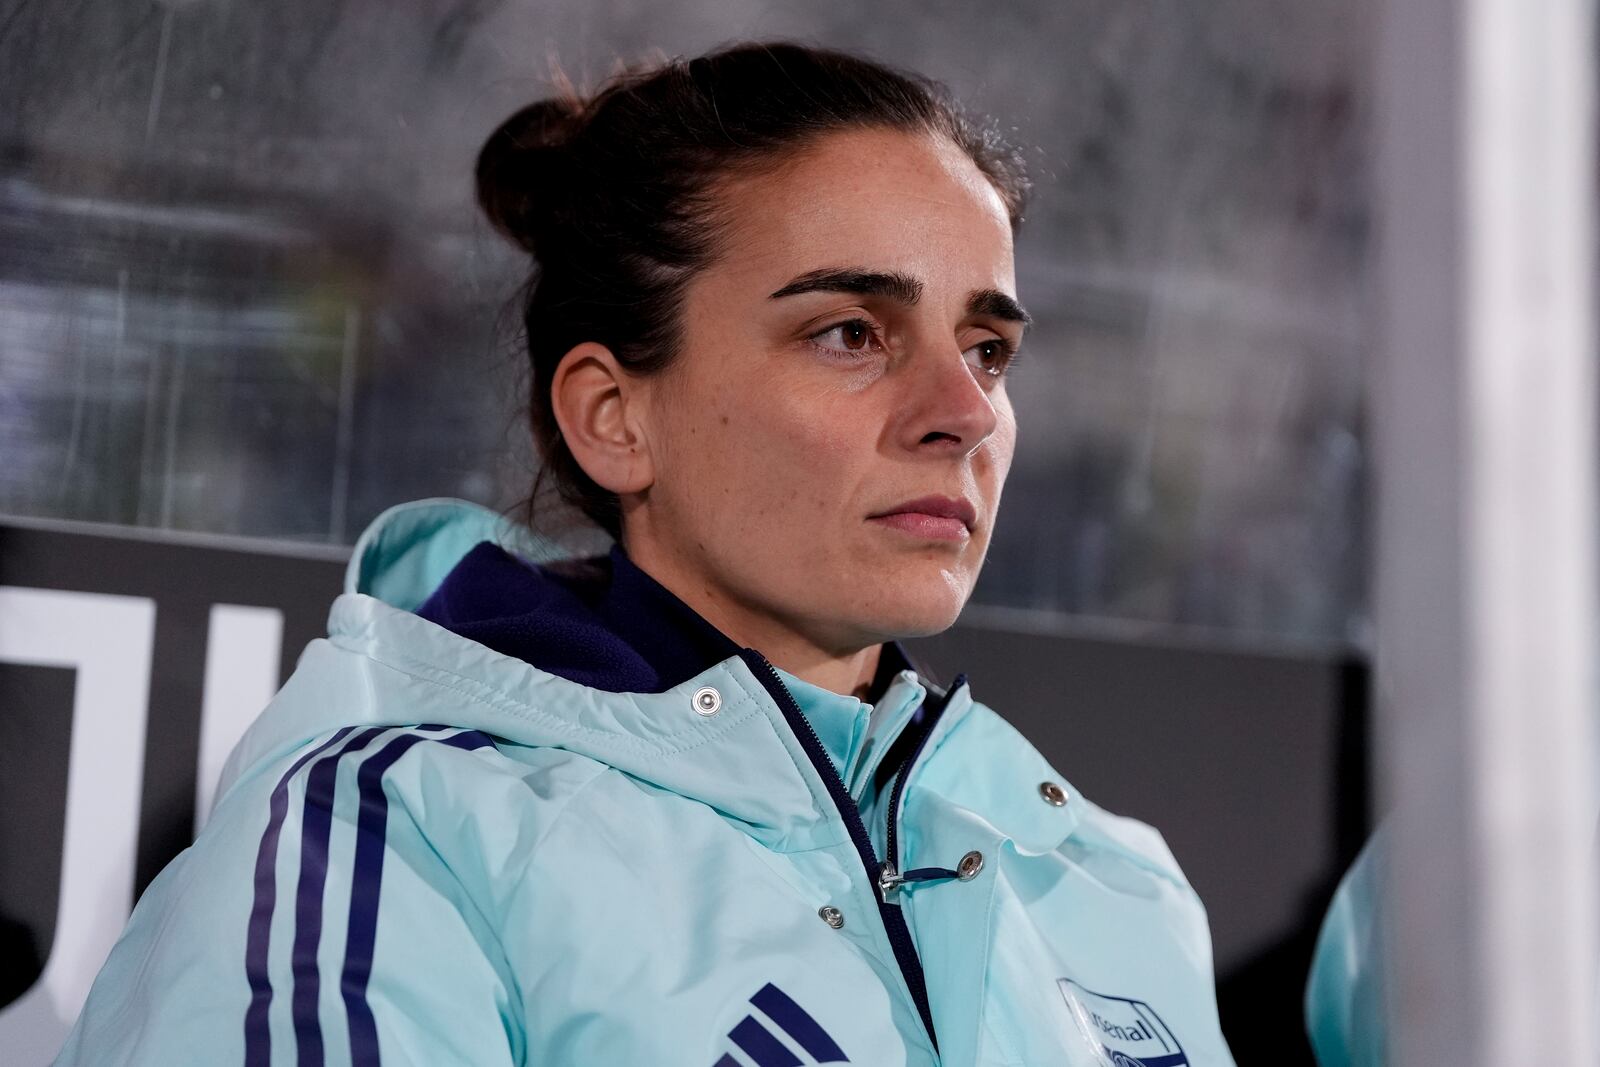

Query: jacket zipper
left=738, top=648, right=948, bottom=1055
left=880, top=673, right=968, bottom=897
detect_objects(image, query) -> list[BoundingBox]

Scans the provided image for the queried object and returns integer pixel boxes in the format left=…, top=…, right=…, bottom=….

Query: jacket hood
left=214, top=498, right=953, bottom=852
left=412, top=532, right=915, bottom=704
left=412, top=540, right=736, bottom=694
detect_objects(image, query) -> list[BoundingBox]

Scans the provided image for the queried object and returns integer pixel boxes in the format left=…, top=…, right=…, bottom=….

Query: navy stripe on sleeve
left=244, top=726, right=356, bottom=1067
left=292, top=726, right=390, bottom=1067
left=247, top=726, right=501, bottom=1067
left=342, top=729, right=496, bottom=1066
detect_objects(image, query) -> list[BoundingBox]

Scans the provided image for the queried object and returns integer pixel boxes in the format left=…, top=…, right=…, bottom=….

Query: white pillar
left=1374, top=0, right=1599, bottom=1061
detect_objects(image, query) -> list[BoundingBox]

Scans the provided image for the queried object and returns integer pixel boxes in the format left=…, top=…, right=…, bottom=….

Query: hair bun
left=475, top=96, right=588, bottom=256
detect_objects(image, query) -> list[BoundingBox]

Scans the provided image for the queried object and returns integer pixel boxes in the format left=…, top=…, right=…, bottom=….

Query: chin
left=825, top=544, right=980, bottom=639
left=864, top=581, right=972, bottom=640
left=881, top=612, right=963, bottom=641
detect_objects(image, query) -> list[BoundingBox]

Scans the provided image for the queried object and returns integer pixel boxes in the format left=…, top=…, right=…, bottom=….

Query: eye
left=806, top=318, right=884, bottom=357
left=964, top=337, right=1021, bottom=379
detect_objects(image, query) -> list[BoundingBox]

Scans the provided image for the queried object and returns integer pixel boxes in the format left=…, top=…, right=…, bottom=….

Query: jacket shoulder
left=929, top=698, right=1197, bottom=894
left=57, top=726, right=608, bottom=1065
left=247, top=725, right=614, bottom=863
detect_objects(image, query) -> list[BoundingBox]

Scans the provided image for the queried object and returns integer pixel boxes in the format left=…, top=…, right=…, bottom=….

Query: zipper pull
left=878, top=862, right=906, bottom=900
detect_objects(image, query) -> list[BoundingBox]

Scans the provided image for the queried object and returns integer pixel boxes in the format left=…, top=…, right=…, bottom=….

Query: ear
left=549, top=342, right=655, bottom=495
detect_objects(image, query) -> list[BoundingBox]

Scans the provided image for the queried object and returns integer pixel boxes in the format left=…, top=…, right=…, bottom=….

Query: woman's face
left=627, top=127, right=1024, bottom=654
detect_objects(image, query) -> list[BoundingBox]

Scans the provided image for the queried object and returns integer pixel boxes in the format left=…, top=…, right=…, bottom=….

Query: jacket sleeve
left=54, top=726, right=531, bottom=1067
left=1304, top=829, right=1389, bottom=1067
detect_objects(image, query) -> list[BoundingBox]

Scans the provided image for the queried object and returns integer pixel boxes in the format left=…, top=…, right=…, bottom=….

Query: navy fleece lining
left=415, top=541, right=913, bottom=698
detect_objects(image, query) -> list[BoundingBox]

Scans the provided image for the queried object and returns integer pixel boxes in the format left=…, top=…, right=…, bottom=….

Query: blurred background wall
left=1, top=0, right=1369, bottom=643
left=0, top=1, right=1373, bottom=1063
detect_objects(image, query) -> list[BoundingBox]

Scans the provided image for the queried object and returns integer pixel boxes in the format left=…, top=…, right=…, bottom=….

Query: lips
left=867, top=496, right=978, bottom=541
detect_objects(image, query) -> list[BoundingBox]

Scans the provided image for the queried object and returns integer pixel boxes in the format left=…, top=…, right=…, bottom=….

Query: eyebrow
left=769, top=267, right=1032, bottom=328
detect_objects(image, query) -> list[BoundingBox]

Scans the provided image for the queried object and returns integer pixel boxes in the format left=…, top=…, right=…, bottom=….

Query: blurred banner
left=0, top=519, right=343, bottom=1062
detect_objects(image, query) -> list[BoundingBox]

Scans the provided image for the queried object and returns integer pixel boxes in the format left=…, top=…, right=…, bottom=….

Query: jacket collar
left=227, top=499, right=1080, bottom=860
left=222, top=499, right=932, bottom=852
left=412, top=528, right=917, bottom=704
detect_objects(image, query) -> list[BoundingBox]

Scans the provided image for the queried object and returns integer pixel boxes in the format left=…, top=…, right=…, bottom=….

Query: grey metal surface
left=1372, top=0, right=1599, bottom=1060
left=0, top=0, right=1371, bottom=648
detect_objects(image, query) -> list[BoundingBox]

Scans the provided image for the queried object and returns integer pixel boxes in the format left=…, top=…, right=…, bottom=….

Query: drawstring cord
left=879, top=862, right=962, bottom=899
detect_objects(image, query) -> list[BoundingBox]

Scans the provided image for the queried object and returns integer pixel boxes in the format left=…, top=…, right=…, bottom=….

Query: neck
left=622, top=537, right=883, bottom=699
left=780, top=644, right=884, bottom=702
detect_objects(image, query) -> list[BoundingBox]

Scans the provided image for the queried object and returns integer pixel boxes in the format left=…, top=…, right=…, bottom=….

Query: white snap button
left=956, top=850, right=985, bottom=880
left=692, top=686, right=722, bottom=716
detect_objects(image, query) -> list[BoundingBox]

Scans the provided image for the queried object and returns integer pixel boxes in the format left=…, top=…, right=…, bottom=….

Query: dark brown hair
left=476, top=41, right=1030, bottom=540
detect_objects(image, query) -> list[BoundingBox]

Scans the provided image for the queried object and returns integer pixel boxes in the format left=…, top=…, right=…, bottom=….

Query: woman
left=57, top=42, right=1235, bottom=1066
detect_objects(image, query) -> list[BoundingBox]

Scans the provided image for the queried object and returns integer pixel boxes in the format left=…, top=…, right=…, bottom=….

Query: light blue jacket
left=57, top=499, right=1236, bottom=1066
left=1305, top=834, right=1387, bottom=1067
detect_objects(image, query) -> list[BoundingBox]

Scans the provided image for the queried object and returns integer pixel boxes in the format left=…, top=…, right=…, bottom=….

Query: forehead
left=706, top=127, right=1017, bottom=296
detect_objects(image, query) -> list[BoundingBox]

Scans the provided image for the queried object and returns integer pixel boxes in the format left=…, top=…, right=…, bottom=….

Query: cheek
left=722, top=390, right=860, bottom=500
left=974, top=407, right=1017, bottom=544
left=985, top=400, right=1019, bottom=480
left=697, top=398, right=870, bottom=564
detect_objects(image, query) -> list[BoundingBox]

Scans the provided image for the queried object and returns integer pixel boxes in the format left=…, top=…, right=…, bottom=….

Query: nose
left=898, top=341, right=1001, bottom=457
